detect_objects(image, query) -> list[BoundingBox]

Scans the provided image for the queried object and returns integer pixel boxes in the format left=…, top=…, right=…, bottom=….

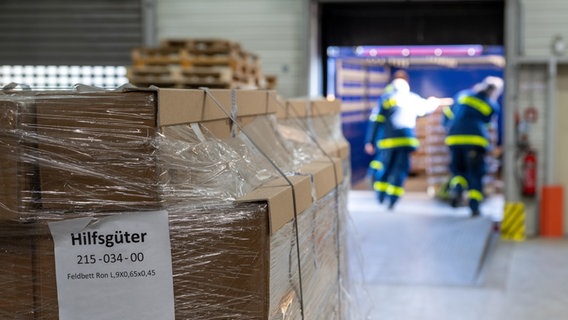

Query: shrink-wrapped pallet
left=0, top=86, right=348, bottom=319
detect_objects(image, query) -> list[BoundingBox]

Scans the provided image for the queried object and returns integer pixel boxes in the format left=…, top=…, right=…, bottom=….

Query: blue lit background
left=327, top=45, right=505, bottom=184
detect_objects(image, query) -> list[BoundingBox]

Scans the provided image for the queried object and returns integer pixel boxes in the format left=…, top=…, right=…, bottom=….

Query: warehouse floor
left=346, top=189, right=568, bottom=320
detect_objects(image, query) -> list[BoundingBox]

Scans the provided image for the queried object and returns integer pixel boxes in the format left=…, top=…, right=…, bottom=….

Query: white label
left=48, top=211, right=175, bottom=320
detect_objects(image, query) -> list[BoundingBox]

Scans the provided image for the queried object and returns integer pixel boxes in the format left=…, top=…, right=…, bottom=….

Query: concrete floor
left=345, top=188, right=568, bottom=320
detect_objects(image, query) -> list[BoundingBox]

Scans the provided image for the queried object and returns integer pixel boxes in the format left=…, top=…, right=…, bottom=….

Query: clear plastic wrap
left=221, top=96, right=347, bottom=319
left=268, top=189, right=342, bottom=319
left=0, top=86, right=351, bottom=319
left=273, top=97, right=362, bottom=319
left=277, top=98, right=351, bottom=182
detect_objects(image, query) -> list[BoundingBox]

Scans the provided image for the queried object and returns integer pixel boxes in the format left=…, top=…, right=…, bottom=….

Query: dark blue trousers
left=376, top=147, right=413, bottom=208
left=448, top=145, right=486, bottom=212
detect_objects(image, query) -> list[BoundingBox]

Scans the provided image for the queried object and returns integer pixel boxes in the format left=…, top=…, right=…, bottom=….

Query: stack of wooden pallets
left=128, top=38, right=275, bottom=90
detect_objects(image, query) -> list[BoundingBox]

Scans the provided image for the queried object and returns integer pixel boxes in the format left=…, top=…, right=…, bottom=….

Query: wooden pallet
left=128, top=78, right=180, bottom=88
left=131, top=47, right=191, bottom=67
left=179, top=67, right=233, bottom=84
left=187, top=55, right=240, bottom=70
left=127, top=66, right=179, bottom=84
left=161, top=38, right=241, bottom=55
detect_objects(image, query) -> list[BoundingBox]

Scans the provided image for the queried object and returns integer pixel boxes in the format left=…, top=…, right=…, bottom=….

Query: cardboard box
left=0, top=222, right=35, bottom=318
left=0, top=88, right=280, bottom=219
left=329, top=139, right=351, bottom=160
left=0, top=97, right=40, bottom=222
left=0, top=201, right=277, bottom=319
left=169, top=202, right=273, bottom=318
left=34, top=91, right=162, bottom=213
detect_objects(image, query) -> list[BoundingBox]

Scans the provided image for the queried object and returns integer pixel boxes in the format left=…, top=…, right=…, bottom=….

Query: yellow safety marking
left=378, top=137, right=420, bottom=149
left=386, top=184, right=405, bottom=197
left=501, top=202, right=526, bottom=241
left=445, top=135, right=489, bottom=148
left=458, top=95, right=493, bottom=116
left=442, top=106, right=454, bottom=119
left=468, top=189, right=484, bottom=201
left=382, top=98, right=397, bottom=109
left=373, top=181, right=388, bottom=192
left=369, top=160, right=383, bottom=170
left=450, top=175, right=468, bottom=189
left=370, top=114, right=386, bottom=122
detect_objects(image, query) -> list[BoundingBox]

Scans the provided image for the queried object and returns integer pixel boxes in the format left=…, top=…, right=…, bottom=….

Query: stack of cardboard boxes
left=422, top=108, right=452, bottom=192
left=0, top=87, right=350, bottom=319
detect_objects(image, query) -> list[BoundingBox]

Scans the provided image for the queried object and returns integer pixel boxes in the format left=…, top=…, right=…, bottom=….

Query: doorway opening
left=317, top=0, right=505, bottom=199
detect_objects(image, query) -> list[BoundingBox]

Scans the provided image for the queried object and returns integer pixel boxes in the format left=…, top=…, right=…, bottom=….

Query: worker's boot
left=449, top=192, right=461, bottom=208
left=377, top=191, right=386, bottom=204
left=449, top=185, right=463, bottom=208
left=470, top=200, right=481, bottom=218
left=387, top=196, right=399, bottom=211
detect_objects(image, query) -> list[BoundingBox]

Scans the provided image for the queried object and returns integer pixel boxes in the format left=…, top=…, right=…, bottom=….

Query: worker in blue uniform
left=364, top=81, right=395, bottom=191
left=443, top=76, right=503, bottom=217
left=365, top=70, right=440, bottom=209
left=364, top=109, right=385, bottom=190
left=364, top=71, right=405, bottom=197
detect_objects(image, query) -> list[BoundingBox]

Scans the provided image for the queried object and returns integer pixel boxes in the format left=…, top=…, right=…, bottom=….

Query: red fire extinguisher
left=521, top=149, right=537, bottom=197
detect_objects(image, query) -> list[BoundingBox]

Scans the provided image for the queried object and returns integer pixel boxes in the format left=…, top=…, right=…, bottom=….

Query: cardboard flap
left=237, top=175, right=312, bottom=233
left=336, top=140, right=351, bottom=160
left=283, top=99, right=310, bottom=118
left=282, top=98, right=341, bottom=118
left=237, top=186, right=294, bottom=234
left=298, top=161, right=337, bottom=200
left=203, top=89, right=275, bottom=119
left=315, top=157, right=344, bottom=184
left=262, top=175, right=313, bottom=215
left=310, top=98, right=341, bottom=115
left=266, top=91, right=279, bottom=114
left=321, top=140, right=351, bottom=160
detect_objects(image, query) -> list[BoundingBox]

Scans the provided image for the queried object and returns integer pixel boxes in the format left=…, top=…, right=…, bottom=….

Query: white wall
left=156, top=0, right=308, bottom=98
left=515, top=65, right=547, bottom=236
left=556, top=66, right=568, bottom=233
left=517, top=66, right=547, bottom=187
left=517, top=0, right=568, bottom=234
left=521, top=0, right=568, bottom=57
